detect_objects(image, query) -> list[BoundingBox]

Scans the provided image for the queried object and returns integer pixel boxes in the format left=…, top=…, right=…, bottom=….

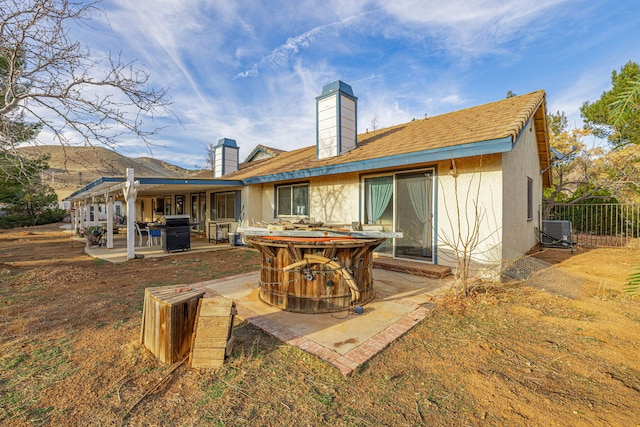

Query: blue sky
left=60, top=0, right=640, bottom=169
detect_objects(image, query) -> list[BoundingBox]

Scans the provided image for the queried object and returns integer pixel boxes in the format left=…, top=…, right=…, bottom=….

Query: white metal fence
left=542, top=203, right=640, bottom=248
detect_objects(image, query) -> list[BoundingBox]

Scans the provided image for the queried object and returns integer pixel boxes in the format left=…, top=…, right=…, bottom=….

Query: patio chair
left=134, top=223, right=149, bottom=246
left=148, top=229, right=161, bottom=246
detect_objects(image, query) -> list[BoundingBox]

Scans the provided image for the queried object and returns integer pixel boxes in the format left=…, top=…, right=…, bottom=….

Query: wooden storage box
left=190, top=297, right=236, bottom=369
left=140, top=285, right=205, bottom=364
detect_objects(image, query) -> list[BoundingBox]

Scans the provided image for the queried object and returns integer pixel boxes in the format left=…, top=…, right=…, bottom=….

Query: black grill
left=163, top=215, right=190, bottom=252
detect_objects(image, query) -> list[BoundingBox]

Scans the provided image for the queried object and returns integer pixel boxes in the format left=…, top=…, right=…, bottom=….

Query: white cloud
left=439, top=94, right=465, bottom=106
left=379, top=0, right=566, bottom=25
left=375, top=0, right=572, bottom=55
left=35, top=0, right=633, bottom=171
left=235, top=14, right=362, bottom=78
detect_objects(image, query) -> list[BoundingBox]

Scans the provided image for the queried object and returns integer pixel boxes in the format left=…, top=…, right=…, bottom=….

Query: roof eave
left=65, top=177, right=124, bottom=200
left=242, top=136, right=513, bottom=184
left=533, top=99, right=552, bottom=188
left=64, top=177, right=245, bottom=201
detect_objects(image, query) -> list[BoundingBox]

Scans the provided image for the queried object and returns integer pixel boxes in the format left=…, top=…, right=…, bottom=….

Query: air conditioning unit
left=541, top=220, right=573, bottom=251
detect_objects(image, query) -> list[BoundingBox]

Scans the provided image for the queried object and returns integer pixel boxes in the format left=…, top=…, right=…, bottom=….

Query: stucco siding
left=435, top=155, right=504, bottom=272
left=258, top=174, right=360, bottom=224
left=261, top=184, right=276, bottom=221
left=501, top=120, right=543, bottom=259
left=243, top=184, right=263, bottom=226
left=247, top=130, right=542, bottom=275
left=309, top=173, right=360, bottom=224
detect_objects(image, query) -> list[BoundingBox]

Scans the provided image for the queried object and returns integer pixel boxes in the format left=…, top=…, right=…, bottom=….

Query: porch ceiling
left=65, top=177, right=244, bottom=201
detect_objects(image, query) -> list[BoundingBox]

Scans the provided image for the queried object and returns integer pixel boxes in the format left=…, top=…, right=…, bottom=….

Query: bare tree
left=369, top=115, right=380, bottom=131
left=204, top=142, right=215, bottom=170
left=1, top=0, right=170, bottom=176
left=438, top=158, right=500, bottom=294
left=543, top=111, right=640, bottom=211
left=543, top=112, right=592, bottom=212
left=439, top=174, right=483, bottom=292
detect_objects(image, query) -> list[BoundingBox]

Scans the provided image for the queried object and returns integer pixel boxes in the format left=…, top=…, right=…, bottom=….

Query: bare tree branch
left=1, top=0, right=171, bottom=165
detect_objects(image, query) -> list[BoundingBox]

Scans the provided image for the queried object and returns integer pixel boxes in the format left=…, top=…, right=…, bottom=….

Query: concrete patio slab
left=190, top=268, right=453, bottom=375
left=72, top=224, right=454, bottom=373
left=79, top=233, right=231, bottom=263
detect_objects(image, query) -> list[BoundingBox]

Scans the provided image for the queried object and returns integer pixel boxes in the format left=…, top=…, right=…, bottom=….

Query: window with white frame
left=212, top=192, right=236, bottom=220
left=276, top=183, right=309, bottom=217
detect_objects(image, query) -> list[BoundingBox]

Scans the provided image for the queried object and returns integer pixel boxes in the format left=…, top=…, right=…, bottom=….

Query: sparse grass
left=200, top=381, right=228, bottom=401
left=178, top=249, right=260, bottom=280
left=604, top=365, right=640, bottom=393
left=0, top=339, right=76, bottom=425
left=111, top=320, right=125, bottom=330
left=18, top=283, right=48, bottom=294
left=1, top=226, right=639, bottom=426
left=622, top=310, right=640, bottom=323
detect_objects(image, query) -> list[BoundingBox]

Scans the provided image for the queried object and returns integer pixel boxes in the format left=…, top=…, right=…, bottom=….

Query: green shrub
left=0, top=208, right=66, bottom=229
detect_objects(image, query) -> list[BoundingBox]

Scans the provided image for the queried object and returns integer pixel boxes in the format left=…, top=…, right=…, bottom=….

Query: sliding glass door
left=363, top=169, right=434, bottom=262
left=395, top=171, right=434, bottom=261
left=190, top=193, right=206, bottom=230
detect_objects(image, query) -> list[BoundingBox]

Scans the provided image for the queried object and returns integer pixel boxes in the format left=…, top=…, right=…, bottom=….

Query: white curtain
left=406, top=175, right=433, bottom=255
left=367, top=176, right=393, bottom=223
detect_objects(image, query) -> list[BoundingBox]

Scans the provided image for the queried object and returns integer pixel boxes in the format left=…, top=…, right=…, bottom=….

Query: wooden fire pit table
left=244, top=228, right=400, bottom=313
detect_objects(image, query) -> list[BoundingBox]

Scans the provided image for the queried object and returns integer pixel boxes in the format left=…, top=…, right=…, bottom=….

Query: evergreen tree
left=0, top=153, right=64, bottom=228
left=581, top=61, right=640, bottom=146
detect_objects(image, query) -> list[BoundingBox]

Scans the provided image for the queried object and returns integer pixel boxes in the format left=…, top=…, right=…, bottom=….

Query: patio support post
left=77, top=201, right=83, bottom=232
left=106, top=194, right=114, bottom=249
left=71, top=202, right=78, bottom=234
left=124, top=168, right=138, bottom=260
left=83, top=199, right=89, bottom=230
left=92, top=199, right=98, bottom=227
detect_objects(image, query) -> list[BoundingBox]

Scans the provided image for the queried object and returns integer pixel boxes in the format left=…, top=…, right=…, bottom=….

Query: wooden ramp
left=189, top=297, right=236, bottom=369
left=373, top=257, right=452, bottom=279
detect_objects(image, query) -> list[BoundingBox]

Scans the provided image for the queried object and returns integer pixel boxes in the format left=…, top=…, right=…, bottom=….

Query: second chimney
left=213, top=138, right=239, bottom=177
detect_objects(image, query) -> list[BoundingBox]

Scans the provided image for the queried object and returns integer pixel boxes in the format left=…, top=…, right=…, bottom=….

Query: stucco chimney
left=316, top=80, right=357, bottom=159
left=213, top=138, right=239, bottom=177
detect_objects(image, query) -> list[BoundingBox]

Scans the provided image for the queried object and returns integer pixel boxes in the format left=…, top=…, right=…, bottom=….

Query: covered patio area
left=65, top=167, right=246, bottom=261
left=80, top=231, right=235, bottom=263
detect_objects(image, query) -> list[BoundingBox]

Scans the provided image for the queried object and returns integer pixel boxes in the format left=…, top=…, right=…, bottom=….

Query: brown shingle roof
left=190, top=144, right=286, bottom=180
left=244, top=145, right=285, bottom=163
left=222, top=90, right=548, bottom=182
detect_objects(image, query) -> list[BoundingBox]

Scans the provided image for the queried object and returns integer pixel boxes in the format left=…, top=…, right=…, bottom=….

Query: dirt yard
left=1, top=224, right=639, bottom=426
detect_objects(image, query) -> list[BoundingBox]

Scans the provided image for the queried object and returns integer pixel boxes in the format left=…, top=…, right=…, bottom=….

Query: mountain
left=133, top=156, right=197, bottom=176
left=16, top=145, right=200, bottom=200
